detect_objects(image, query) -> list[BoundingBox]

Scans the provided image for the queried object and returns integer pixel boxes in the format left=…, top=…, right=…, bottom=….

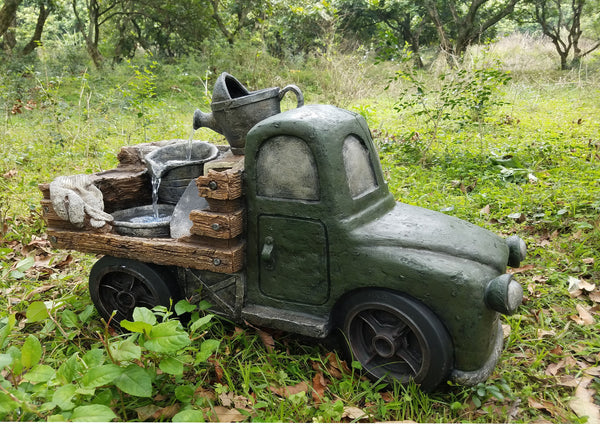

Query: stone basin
left=111, top=204, right=175, bottom=238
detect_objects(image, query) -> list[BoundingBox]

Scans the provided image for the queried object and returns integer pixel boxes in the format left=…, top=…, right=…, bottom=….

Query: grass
left=1, top=34, right=600, bottom=421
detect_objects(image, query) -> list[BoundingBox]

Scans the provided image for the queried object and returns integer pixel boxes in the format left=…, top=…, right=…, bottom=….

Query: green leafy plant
left=388, top=62, right=511, bottom=158
left=0, top=300, right=219, bottom=421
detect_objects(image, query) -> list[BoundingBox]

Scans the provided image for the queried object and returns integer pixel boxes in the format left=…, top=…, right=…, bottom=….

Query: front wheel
left=340, top=290, right=453, bottom=392
left=89, top=256, right=179, bottom=328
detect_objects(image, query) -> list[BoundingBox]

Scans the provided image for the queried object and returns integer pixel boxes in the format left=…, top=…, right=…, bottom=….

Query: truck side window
left=256, top=135, right=320, bottom=201
left=343, top=135, right=378, bottom=198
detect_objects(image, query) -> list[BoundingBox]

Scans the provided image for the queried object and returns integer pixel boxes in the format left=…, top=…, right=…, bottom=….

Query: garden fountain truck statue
left=40, top=103, right=526, bottom=392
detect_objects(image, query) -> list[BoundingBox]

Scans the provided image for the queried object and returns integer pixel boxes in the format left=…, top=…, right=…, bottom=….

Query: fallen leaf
left=582, top=257, right=595, bottom=265
left=511, top=264, right=535, bottom=273
left=2, top=169, right=17, bottom=179
left=312, top=371, right=327, bottom=404
left=568, top=276, right=582, bottom=294
left=528, top=397, right=563, bottom=418
left=569, top=377, right=600, bottom=424
left=480, top=204, right=490, bottom=215
left=570, top=304, right=595, bottom=325
left=195, top=387, right=216, bottom=401
left=219, top=391, right=234, bottom=407
left=135, top=405, right=162, bottom=421
left=269, top=381, right=309, bottom=398
left=589, top=291, right=600, bottom=303
left=584, top=366, right=600, bottom=377
left=233, top=395, right=251, bottom=409
left=153, top=404, right=180, bottom=420
left=508, top=212, right=526, bottom=222
left=325, top=352, right=350, bottom=379
left=557, top=375, right=581, bottom=387
left=502, top=324, right=511, bottom=338
left=537, top=329, right=556, bottom=338
left=213, top=406, right=246, bottom=423
left=342, top=406, right=370, bottom=420
left=546, top=360, right=565, bottom=376
left=579, top=279, right=596, bottom=292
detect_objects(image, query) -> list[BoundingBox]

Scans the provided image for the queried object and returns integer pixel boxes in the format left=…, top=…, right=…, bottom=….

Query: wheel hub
left=116, top=291, right=137, bottom=310
left=373, top=335, right=396, bottom=358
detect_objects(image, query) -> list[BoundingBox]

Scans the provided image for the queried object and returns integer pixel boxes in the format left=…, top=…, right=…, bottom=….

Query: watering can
left=193, top=72, right=304, bottom=155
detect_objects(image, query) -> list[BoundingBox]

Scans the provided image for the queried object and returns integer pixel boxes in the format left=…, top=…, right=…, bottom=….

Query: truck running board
left=241, top=304, right=331, bottom=339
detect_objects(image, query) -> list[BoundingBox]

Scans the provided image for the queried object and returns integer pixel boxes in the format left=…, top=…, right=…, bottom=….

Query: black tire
left=340, top=290, right=453, bottom=392
left=89, top=256, right=180, bottom=328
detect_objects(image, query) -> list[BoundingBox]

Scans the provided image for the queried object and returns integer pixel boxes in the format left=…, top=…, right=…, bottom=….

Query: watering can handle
left=279, top=85, right=304, bottom=108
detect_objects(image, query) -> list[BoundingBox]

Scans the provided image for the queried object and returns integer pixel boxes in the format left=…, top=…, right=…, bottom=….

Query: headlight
left=485, top=274, right=523, bottom=315
left=506, top=235, right=527, bottom=268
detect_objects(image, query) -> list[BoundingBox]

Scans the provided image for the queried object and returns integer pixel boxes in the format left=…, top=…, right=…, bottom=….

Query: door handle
left=261, top=236, right=274, bottom=269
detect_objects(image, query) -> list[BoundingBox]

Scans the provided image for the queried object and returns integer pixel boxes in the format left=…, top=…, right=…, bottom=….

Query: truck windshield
left=343, top=135, right=378, bottom=199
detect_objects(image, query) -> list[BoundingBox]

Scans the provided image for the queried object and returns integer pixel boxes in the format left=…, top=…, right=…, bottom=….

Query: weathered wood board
left=46, top=229, right=245, bottom=273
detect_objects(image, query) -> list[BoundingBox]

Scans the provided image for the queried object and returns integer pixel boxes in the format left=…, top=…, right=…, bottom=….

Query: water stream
left=186, top=127, right=195, bottom=161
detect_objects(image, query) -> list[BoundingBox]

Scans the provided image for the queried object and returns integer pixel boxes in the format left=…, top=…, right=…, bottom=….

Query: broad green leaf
left=23, top=364, right=55, bottom=383
left=0, top=392, right=18, bottom=413
left=27, top=301, right=49, bottom=323
left=0, top=314, right=16, bottom=348
left=71, top=404, right=117, bottom=422
left=159, top=356, right=184, bottom=376
left=61, top=309, right=80, bottom=328
left=114, top=364, right=153, bottom=397
left=175, top=299, right=197, bottom=315
left=120, top=319, right=153, bottom=335
left=190, top=314, right=214, bottom=333
left=172, top=409, right=205, bottom=422
left=145, top=321, right=190, bottom=353
left=15, top=256, right=35, bottom=272
left=132, top=307, right=156, bottom=325
left=82, top=349, right=106, bottom=368
left=195, top=339, right=220, bottom=363
left=57, top=353, right=81, bottom=385
left=81, top=364, right=122, bottom=388
left=174, top=385, right=195, bottom=403
left=53, top=384, right=77, bottom=411
left=0, top=353, right=13, bottom=369
left=21, top=335, right=42, bottom=368
left=109, top=340, right=141, bottom=363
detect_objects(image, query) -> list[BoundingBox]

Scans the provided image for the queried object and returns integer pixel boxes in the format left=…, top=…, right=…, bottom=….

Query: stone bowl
left=111, top=204, right=175, bottom=238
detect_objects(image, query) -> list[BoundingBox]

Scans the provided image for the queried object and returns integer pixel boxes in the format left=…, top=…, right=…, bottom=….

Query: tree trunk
left=21, top=3, right=51, bottom=55
left=72, top=0, right=104, bottom=69
left=0, top=0, right=22, bottom=38
left=2, top=15, right=16, bottom=51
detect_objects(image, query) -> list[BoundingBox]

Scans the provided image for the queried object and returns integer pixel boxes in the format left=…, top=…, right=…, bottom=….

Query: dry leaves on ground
left=569, top=378, right=600, bottom=424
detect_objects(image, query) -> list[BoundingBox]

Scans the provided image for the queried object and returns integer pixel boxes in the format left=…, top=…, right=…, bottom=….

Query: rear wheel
left=341, top=290, right=453, bottom=392
left=89, top=256, right=179, bottom=328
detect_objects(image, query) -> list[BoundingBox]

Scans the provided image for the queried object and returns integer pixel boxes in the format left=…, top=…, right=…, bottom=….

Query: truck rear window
left=256, top=135, right=320, bottom=201
left=343, top=135, right=378, bottom=198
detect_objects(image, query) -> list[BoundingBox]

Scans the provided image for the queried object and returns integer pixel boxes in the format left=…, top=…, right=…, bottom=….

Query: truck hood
left=352, top=202, right=509, bottom=273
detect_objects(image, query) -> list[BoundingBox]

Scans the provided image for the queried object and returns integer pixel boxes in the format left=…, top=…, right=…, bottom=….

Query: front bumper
left=450, top=320, right=504, bottom=386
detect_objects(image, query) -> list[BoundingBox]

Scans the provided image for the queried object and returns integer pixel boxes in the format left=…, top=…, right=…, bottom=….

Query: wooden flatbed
left=39, top=142, right=246, bottom=274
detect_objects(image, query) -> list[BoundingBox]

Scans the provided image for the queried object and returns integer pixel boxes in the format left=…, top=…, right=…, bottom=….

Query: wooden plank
left=196, top=169, right=243, bottom=200
left=90, top=169, right=151, bottom=213
left=206, top=198, right=244, bottom=213
left=189, top=208, right=244, bottom=239
left=47, top=228, right=245, bottom=273
left=40, top=199, right=113, bottom=233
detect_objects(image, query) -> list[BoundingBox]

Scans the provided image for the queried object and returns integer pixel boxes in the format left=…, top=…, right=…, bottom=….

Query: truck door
left=254, top=135, right=330, bottom=305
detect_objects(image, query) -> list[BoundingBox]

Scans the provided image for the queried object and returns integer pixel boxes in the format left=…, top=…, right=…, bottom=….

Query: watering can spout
left=193, top=109, right=223, bottom=134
